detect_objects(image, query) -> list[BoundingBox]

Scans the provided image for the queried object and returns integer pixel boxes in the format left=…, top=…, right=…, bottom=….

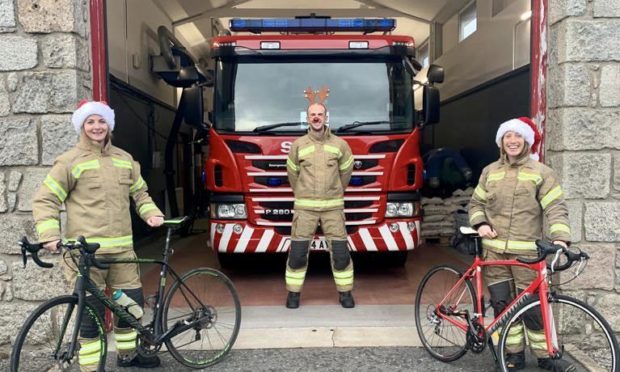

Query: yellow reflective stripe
left=44, top=175, right=67, bottom=202
left=323, top=144, right=342, bottom=158
left=139, top=203, right=157, bottom=216
left=527, top=328, right=548, bottom=350
left=333, top=269, right=353, bottom=285
left=111, top=157, right=133, bottom=169
left=79, top=340, right=102, bottom=355
left=286, top=270, right=306, bottom=279
left=487, top=171, right=505, bottom=182
left=71, top=159, right=100, bottom=179
left=114, top=330, right=137, bottom=342
left=36, top=219, right=60, bottom=235
left=287, top=157, right=299, bottom=172
left=482, top=239, right=537, bottom=251
left=541, top=186, right=563, bottom=209
left=294, top=198, right=344, bottom=209
left=129, top=177, right=146, bottom=193
left=339, top=155, right=353, bottom=171
left=518, top=171, right=542, bottom=185
left=116, top=340, right=137, bottom=350
left=550, top=223, right=570, bottom=234
left=70, top=235, right=133, bottom=249
left=298, top=145, right=315, bottom=158
left=474, top=185, right=487, bottom=201
left=505, top=323, right=524, bottom=345
left=470, top=211, right=485, bottom=223
left=79, top=353, right=101, bottom=365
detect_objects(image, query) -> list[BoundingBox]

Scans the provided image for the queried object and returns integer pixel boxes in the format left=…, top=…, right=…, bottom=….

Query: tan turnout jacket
left=32, top=135, right=163, bottom=254
left=468, top=154, right=571, bottom=254
left=287, top=128, right=354, bottom=211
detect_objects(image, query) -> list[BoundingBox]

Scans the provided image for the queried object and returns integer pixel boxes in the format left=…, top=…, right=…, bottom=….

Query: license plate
left=310, top=238, right=327, bottom=250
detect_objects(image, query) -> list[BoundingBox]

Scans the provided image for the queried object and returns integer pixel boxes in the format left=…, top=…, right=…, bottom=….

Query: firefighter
left=32, top=100, right=164, bottom=370
left=285, top=88, right=355, bottom=309
left=469, top=117, right=574, bottom=371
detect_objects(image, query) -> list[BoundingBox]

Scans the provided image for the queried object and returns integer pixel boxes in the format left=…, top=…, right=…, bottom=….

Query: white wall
left=107, top=0, right=175, bottom=105
left=434, top=0, right=531, bottom=100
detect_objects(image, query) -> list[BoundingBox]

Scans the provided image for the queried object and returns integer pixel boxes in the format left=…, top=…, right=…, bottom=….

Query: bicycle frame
left=64, top=227, right=210, bottom=361
left=436, top=255, right=560, bottom=359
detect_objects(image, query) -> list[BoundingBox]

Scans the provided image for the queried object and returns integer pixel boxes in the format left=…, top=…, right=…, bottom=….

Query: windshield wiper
left=336, top=120, right=405, bottom=133
left=253, top=122, right=304, bottom=132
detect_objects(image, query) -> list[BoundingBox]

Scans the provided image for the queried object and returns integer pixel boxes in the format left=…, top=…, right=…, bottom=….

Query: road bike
left=415, top=227, right=619, bottom=371
left=10, top=216, right=241, bottom=371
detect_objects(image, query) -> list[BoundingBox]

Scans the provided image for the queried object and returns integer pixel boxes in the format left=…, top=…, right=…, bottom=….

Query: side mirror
left=427, top=64, right=444, bottom=84
left=422, top=85, right=440, bottom=125
left=183, top=85, right=205, bottom=128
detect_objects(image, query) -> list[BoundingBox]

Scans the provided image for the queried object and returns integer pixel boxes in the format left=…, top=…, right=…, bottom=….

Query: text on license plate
left=310, top=238, right=327, bottom=250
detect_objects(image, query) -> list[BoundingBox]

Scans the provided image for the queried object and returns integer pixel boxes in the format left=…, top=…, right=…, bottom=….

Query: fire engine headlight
left=212, top=204, right=247, bottom=219
left=385, top=202, right=414, bottom=217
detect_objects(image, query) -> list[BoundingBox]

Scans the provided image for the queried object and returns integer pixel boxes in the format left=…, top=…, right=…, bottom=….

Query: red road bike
left=415, top=227, right=619, bottom=371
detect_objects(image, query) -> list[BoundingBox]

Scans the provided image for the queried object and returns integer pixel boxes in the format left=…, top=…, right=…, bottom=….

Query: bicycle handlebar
left=18, top=236, right=106, bottom=269
left=517, top=239, right=589, bottom=271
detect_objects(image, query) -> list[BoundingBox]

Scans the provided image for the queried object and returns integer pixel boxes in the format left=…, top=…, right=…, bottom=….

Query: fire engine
left=201, top=17, right=443, bottom=265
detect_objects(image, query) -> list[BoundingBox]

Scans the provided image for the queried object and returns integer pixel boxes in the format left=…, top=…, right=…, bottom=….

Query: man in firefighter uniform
left=32, top=100, right=164, bottom=370
left=285, top=87, right=355, bottom=309
left=469, top=117, right=573, bottom=371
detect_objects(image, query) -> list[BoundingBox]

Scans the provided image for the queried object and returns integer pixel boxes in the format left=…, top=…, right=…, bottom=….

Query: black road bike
left=10, top=216, right=241, bottom=371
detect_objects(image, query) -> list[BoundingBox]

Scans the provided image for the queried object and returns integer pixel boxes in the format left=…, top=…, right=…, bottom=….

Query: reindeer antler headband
left=304, top=85, right=330, bottom=105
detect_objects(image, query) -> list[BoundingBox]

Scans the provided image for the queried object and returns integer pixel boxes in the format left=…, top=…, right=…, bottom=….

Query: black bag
left=451, top=209, right=478, bottom=255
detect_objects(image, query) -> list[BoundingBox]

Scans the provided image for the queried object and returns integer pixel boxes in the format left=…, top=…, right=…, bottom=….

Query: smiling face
left=502, top=131, right=526, bottom=161
left=82, top=114, right=109, bottom=143
left=307, top=103, right=326, bottom=132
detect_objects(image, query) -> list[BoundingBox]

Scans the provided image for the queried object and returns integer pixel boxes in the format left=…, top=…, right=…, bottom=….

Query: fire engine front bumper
left=209, top=219, right=421, bottom=253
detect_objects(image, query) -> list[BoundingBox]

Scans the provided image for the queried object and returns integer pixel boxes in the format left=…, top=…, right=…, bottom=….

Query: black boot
left=339, top=291, right=355, bottom=308
left=117, top=353, right=161, bottom=368
left=537, top=357, right=576, bottom=372
left=286, top=291, right=300, bottom=309
left=505, top=351, right=525, bottom=371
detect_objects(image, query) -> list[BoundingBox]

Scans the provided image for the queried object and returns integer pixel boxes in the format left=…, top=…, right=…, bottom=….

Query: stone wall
left=0, top=0, right=91, bottom=361
left=547, top=0, right=620, bottom=330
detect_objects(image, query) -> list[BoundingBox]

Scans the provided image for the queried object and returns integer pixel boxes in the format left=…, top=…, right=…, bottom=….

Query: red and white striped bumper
left=209, top=219, right=421, bottom=253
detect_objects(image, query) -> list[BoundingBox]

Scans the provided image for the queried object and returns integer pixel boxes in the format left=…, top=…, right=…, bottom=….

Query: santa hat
left=495, top=117, right=542, bottom=161
left=71, top=99, right=115, bottom=134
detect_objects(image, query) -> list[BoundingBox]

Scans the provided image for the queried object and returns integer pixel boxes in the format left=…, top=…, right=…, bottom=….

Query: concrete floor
left=135, top=220, right=473, bottom=349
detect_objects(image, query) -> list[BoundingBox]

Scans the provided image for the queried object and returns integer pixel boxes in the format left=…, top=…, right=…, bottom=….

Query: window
left=459, top=1, right=477, bottom=41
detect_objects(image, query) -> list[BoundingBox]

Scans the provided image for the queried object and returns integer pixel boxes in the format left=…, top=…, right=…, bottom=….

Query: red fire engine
left=204, top=17, right=443, bottom=265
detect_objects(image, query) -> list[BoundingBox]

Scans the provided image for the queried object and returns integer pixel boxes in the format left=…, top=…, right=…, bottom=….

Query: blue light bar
left=229, top=18, right=396, bottom=33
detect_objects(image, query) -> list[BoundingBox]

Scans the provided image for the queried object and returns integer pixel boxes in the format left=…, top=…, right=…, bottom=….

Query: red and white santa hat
left=71, top=99, right=115, bottom=134
left=495, top=117, right=542, bottom=161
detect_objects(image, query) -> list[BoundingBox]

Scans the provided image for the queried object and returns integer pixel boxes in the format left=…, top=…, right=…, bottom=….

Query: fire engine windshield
left=214, top=58, right=414, bottom=134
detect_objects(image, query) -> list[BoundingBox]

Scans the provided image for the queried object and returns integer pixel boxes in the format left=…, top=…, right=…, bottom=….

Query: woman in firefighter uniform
left=32, top=100, right=164, bottom=370
left=285, top=88, right=355, bottom=309
left=468, top=117, right=573, bottom=372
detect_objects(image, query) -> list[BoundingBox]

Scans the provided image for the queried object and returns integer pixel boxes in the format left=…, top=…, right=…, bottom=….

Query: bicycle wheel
left=498, top=294, right=619, bottom=371
left=162, top=267, right=241, bottom=368
left=415, top=265, right=477, bottom=362
left=10, top=295, right=107, bottom=372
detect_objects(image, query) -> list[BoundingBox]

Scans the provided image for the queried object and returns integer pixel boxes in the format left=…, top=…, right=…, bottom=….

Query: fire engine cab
left=204, top=16, right=443, bottom=265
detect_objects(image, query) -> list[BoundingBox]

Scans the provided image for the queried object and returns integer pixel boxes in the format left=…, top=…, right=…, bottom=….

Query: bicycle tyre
left=10, top=295, right=107, bottom=372
left=162, top=267, right=241, bottom=369
left=415, top=265, right=478, bottom=362
left=498, top=294, right=619, bottom=372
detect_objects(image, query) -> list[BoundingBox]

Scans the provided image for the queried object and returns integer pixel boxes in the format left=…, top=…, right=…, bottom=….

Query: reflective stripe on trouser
left=79, top=337, right=103, bottom=372
left=285, top=240, right=310, bottom=292
left=330, top=239, right=353, bottom=292
left=114, top=327, right=137, bottom=357
left=526, top=328, right=549, bottom=358
left=504, top=322, right=525, bottom=354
